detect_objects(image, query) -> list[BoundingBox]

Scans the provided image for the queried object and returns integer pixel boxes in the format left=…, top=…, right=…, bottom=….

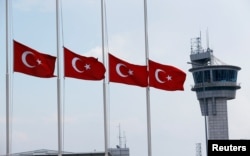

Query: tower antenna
left=196, top=143, right=202, bottom=156
left=124, top=131, right=127, bottom=148
left=118, top=123, right=122, bottom=148
left=206, top=28, right=210, bottom=49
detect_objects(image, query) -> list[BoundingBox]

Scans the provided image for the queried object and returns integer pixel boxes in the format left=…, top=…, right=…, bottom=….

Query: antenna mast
left=118, top=124, right=122, bottom=148
left=117, top=124, right=127, bottom=148
left=123, top=131, right=127, bottom=148
left=191, top=36, right=203, bottom=54
left=206, top=29, right=210, bottom=49
left=196, top=143, right=202, bottom=156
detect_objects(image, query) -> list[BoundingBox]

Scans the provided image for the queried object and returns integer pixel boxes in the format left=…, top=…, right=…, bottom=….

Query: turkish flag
left=109, top=53, right=148, bottom=87
left=64, top=47, right=106, bottom=80
left=14, top=40, right=56, bottom=78
left=149, top=60, right=186, bottom=91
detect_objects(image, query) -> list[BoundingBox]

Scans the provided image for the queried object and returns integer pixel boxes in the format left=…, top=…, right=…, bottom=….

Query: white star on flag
left=84, top=64, right=91, bottom=70
left=36, top=59, right=42, bottom=65
left=128, top=69, right=133, bottom=75
left=166, top=75, right=172, bottom=81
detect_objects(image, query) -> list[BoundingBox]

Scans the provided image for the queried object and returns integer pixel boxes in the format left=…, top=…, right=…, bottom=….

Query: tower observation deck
left=189, top=37, right=241, bottom=140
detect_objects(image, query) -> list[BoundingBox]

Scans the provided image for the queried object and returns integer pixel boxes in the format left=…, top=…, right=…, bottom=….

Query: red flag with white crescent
left=64, top=47, right=106, bottom=80
left=149, top=59, right=186, bottom=91
left=109, top=53, right=148, bottom=87
left=14, top=40, right=56, bottom=78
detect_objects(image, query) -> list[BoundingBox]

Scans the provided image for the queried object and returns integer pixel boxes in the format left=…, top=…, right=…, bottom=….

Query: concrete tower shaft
left=189, top=37, right=240, bottom=140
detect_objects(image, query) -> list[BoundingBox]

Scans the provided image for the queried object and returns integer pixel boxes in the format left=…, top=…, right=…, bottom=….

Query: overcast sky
left=0, top=0, right=250, bottom=156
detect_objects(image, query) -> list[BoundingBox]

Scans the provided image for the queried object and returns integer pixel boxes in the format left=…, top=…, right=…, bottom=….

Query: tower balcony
left=191, top=81, right=241, bottom=100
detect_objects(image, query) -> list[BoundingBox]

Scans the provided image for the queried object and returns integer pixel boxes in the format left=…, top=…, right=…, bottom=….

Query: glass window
left=204, top=70, right=211, bottom=82
left=193, top=71, right=203, bottom=83
left=212, top=70, right=237, bottom=82
left=193, top=70, right=210, bottom=83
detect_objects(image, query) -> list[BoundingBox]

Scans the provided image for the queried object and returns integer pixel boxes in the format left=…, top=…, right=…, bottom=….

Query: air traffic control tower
left=189, top=37, right=241, bottom=140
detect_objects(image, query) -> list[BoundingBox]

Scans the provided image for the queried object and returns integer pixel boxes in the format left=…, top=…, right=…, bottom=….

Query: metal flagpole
left=143, top=0, right=152, bottom=156
left=56, top=0, right=63, bottom=155
left=101, top=0, right=109, bottom=156
left=5, top=0, right=11, bottom=155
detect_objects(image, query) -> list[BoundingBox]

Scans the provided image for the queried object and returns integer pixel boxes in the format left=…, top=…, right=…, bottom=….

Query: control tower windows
left=193, top=70, right=211, bottom=83
left=212, top=70, right=237, bottom=82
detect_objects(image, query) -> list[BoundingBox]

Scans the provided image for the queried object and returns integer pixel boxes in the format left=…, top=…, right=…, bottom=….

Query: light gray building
left=189, top=37, right=240, bottom=140
left=108, top=148, right=129, bottom=156
left=11, top=149, right=112, bottom=156
left=11, top=147, right=129, bottom=156
left=11, top=149, right=74, bottom=156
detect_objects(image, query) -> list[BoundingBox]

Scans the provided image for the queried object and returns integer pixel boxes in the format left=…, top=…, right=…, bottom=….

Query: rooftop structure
left=11, top=149, right=112, bottom=156
left=11, top=147, right=129, bottom=156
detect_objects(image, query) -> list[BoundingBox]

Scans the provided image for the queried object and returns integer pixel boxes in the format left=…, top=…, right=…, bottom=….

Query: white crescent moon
left=155, top=69, right=166, bottom=83
left=21, top=51, right=35, bottom=68
left=72, top=57, right=84, bottom=73
left=116, top=63, right=128, bottom=77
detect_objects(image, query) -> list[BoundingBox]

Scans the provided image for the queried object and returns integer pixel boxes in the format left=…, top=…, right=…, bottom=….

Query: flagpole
left=5, top=0, right=11, bottom=155
left=101, top=0, right=109, bottom=156
left=143, top=0, right=152, bottom=156
left=56, top=0, right=63, bottom=155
